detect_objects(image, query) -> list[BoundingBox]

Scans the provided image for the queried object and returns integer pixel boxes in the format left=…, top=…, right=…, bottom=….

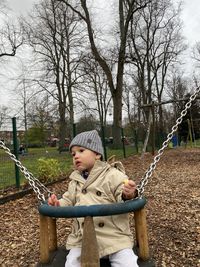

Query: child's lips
left=75, top=161, right=81, bottom=167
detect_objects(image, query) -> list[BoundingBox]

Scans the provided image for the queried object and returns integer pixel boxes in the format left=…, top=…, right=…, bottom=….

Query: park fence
left=1, top=116, right=194, bottom=191
left=0, top=118, right=142, bottom=190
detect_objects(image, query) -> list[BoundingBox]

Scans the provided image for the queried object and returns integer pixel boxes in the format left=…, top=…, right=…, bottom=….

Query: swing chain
left=0, top=141, right=52, bottom=202
left=137, top=86, right=200, bottom=197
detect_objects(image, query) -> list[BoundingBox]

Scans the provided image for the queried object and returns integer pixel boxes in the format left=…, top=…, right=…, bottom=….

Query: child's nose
left=74, top=153, right=79, bottom=159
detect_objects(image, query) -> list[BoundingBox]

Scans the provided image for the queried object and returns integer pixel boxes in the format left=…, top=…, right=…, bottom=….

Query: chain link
left=0, top=141, right=52, bottom=202
left=137, top=86, right=200, bottom=197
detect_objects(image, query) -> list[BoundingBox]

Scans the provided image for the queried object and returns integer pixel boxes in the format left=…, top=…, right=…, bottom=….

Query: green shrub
left=37, top=157, right=62, bottom=182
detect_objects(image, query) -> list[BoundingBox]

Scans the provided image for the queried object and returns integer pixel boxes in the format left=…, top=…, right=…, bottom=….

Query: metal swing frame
left=0, top=86, right=199, bottom=267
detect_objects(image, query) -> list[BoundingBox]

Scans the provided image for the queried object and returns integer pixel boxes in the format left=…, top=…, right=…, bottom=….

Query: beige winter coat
left=59, top=160, right=133, bottom=258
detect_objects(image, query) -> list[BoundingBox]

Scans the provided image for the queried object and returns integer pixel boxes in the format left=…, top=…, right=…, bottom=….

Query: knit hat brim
left=69, top=130, right=104, bottom=158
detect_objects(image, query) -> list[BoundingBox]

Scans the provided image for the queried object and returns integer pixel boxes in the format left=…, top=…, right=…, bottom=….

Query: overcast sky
left=1, top=0, right=200, bottom=108
left=6, top=0, right=39, bottom=15
left=5, top=0, right=200, bottom=44
left=181, top=0, right=200, bottom=46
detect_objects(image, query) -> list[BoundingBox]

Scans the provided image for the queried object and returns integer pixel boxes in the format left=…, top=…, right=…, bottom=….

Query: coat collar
left=69, top=160, right=110, bottom=187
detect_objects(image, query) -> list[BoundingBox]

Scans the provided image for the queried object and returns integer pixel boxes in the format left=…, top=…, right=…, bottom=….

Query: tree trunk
left=158, top=95, right=164, bottom=143
left=68, top=84, right=75, bottom=139
left=58, top=102, right=67, bottom=151
left=112, top=89, right=123, bottom=148
left=141, top=111, right=151, bottom=157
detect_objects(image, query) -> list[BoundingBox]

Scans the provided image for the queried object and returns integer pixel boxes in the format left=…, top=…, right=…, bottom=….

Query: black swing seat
left=37, top=246, right=155, bottom=267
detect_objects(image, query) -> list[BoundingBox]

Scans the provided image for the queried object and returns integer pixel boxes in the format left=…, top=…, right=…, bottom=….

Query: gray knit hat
left=69, top=130, right=104, bottom=158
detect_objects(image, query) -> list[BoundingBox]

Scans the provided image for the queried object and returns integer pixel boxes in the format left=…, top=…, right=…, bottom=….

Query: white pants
left=65, top=247, right=139, bottom=267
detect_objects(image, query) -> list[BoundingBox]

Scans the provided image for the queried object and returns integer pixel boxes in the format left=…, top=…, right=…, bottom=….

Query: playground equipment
left=0, top=87, right=199, bottom=267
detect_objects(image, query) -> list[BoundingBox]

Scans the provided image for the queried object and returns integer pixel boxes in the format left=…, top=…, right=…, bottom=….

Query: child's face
left=71, top=146, right=101, bottom=173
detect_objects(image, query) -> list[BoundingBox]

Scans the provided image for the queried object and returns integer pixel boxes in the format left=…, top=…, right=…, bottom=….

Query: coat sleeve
left=107, top=165, right=129, bottom=202
left=59, top=180, right=77, bottom=207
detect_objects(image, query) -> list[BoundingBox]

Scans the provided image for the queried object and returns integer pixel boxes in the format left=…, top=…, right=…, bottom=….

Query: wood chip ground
left=0, top=148, right=199, bottom=267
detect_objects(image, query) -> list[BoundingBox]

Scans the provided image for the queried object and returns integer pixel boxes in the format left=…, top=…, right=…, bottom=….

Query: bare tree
left=0, top=105, right=8, bottom=130
left=123, top=81, right=141, bottom=132
left=24, top=96, right=58, bottom=146
left=60, top=0, right=151, bottom=147
left=12, top=67, right=45, bottom=148
left=23, top=0, right=86, bottom=150
left=80, top=54, right=112, bottom=127
left=127, top=0, right=185, bottom=151
left=192, top=42, right=200, bottom=71
left=166, top=70, right=188, bottom=119
left=0, top=1, right=23, bottom=59
left=151, top=1, right=186, bottom=134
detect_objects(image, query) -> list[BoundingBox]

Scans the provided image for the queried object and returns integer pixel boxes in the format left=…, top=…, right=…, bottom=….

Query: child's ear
left=95, top=154, right=101, bottom=160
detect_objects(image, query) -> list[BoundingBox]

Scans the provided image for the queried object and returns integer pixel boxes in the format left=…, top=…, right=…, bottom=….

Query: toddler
left=48, top=130, right=139, bottom=267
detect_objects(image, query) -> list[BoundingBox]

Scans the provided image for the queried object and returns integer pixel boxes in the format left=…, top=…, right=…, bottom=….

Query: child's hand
left=122, top=179, right=137, bottom=200
left=48, top=194, right=60, bottom=206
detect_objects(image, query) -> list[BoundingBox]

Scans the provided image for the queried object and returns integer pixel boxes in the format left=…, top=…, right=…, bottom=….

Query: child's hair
left=69, top=130, right=104, bottom=159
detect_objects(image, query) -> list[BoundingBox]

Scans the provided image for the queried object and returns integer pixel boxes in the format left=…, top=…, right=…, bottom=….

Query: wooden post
left=48, top=217, right=57, bottom=252
left=134, top=208, right=150, bottom=261
left=39, top=215, right=50, bottom=263
left=81, top=216, right=100, bottom=267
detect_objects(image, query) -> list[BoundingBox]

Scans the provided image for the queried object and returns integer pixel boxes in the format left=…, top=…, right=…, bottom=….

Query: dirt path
left=0, top=148, right=199, bottom=267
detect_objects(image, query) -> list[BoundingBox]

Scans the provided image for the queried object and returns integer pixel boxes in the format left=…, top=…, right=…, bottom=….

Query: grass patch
left=0, top=145, right=137, bottom=189
left=0, top=147, right=73, bottom=189
left=2, top=139, right=199, bottom=189
left=0, top=144, right=140, bottom=189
